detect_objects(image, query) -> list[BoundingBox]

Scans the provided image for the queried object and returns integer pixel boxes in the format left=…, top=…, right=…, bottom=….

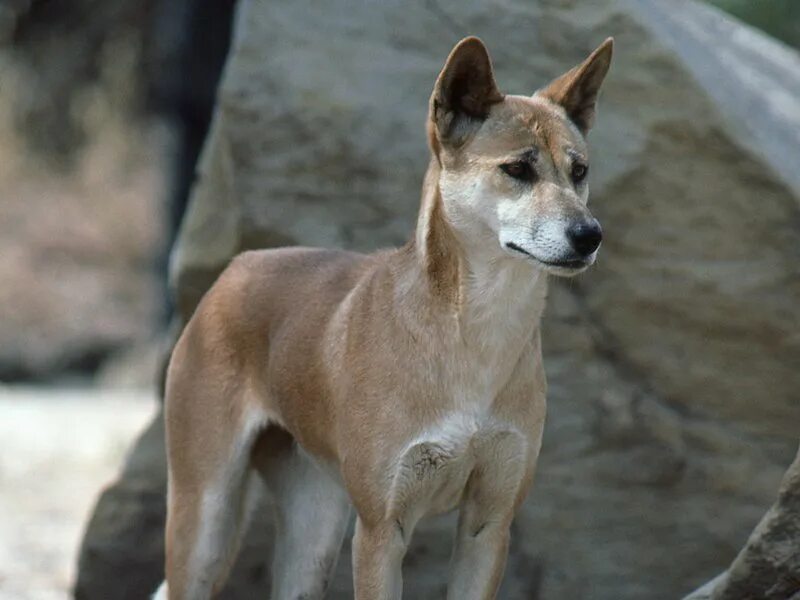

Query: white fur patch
left=388, top=413, right=478, bottom=525
left=386, top=413, right=531, bottom=537
left=528, top=218, right=572, bottom=263
left=151, top=581, right=167, bottom=600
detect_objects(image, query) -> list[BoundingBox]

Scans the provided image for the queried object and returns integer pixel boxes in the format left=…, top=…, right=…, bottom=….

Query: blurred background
left=0, top=0, right=798, bottom=599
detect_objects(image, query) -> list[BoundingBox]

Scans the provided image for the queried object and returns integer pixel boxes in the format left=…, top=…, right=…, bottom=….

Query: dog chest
left=386, top=413, right=528, bottom=521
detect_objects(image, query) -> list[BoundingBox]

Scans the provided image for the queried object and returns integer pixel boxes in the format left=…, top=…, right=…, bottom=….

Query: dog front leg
left=352, top=517, right=407, bottom=600
left=447, top=506, right=513, bottom=600
left=448, top=428, right=537, bottom=600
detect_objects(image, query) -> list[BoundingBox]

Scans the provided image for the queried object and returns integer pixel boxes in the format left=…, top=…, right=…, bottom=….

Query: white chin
left=541, top=262, right=589, bottom=277
left=502, top=242, right=593, bottom=276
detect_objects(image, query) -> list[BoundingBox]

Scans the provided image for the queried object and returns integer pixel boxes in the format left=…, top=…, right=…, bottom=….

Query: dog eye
left=571, top=162, right=588, bottom=184
left=500, top=161, right=535, bottom=182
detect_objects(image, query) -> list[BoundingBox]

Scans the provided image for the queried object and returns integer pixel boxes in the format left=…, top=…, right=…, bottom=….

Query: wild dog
left=155, top=36, right=613, bottom=600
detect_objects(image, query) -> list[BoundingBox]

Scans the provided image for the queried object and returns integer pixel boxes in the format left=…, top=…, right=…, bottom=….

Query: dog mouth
left=504, top=242, right=590, bottom=271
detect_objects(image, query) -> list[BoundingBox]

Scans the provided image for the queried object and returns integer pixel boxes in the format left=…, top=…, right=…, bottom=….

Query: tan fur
left=160, top=36, right=613, bottom=600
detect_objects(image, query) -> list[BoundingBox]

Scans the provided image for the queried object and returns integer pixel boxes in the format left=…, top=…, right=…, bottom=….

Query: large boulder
left=77, top=0, right=800, bottom=598
left=685, top=443, right=800, bottom=600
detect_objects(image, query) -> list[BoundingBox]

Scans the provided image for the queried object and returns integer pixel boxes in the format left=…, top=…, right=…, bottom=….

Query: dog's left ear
left=430, top=37, right=503, bottom=148
left=536, top=38, right=614, bottom=134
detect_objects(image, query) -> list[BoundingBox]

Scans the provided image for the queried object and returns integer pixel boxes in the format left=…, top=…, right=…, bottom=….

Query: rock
left=94, top=341, right=164, bottom=390
left=74, top=416, right=167, bottom=600
left=78, top=0, right=800, bottom=598
left=74, top=413, right=278, bottom=600
left=684, top=443, right=800, bottom=600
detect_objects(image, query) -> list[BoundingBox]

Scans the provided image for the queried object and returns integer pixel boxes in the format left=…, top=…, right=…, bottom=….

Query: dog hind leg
left=162, top=398, right=266, bottom=600
left=254, top=433, right=351, bottom=600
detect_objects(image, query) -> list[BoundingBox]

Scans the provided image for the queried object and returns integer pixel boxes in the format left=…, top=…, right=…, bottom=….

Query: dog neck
left=413, top=158, right=462, bottom=306
left=408, top=158, right=548, bottom=343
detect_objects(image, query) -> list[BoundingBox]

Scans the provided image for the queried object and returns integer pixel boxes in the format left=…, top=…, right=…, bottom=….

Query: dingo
left=156, top=36, right=613, bottom=600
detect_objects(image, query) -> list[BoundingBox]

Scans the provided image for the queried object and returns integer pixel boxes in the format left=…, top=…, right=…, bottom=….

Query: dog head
left=428, top=37, right=613, bottom=276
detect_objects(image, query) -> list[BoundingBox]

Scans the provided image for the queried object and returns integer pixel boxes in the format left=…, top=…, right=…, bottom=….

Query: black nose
left=566, top=219, right=603, bottom=257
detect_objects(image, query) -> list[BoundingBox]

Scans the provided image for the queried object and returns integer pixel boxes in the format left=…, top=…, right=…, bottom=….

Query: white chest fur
left=387, top=413, right=528, bottom=526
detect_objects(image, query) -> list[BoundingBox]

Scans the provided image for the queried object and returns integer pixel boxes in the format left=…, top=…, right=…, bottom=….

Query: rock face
left=685, top=444, right=800, bottom=600
left=77, top=0, right=800, bottom=598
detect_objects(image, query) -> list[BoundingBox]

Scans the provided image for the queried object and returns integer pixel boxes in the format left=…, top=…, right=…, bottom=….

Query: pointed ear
left=430, top=37, right=503, bottom=147
left=537, top=38, right=613, bottom=134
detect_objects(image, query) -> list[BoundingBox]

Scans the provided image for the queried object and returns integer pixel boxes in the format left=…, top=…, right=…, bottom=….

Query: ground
left=0, top=387, right=156, bottom=600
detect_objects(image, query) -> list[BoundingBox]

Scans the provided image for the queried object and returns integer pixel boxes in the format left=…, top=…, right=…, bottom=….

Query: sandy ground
left=0, top=386, right=157, bottom=600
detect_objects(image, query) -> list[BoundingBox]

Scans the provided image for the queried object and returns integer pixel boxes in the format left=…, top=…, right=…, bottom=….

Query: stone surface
left=685, top=443, right=800, bottom=600
left=78, top=0, right=800, bottom=598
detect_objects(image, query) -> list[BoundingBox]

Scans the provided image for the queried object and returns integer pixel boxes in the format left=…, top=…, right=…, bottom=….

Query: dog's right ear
left=429, top=37, right=503, bottom=149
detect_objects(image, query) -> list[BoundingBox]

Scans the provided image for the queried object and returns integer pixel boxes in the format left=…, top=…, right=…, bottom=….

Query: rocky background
left=0, top=0, right=235, bottom=385
left=0, top=0, right=166, bottom=383
left=1, top=0, right=799, bottom=599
